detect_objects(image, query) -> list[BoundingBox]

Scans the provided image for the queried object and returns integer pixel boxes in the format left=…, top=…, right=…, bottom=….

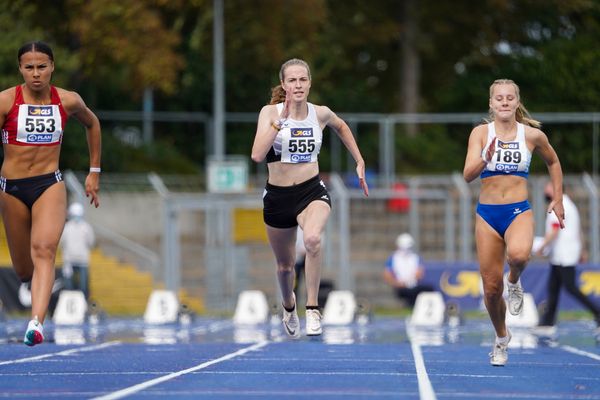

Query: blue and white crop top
left=266, top=102, right=323, bottom=164
left=480, top=122, right=531, bottom=179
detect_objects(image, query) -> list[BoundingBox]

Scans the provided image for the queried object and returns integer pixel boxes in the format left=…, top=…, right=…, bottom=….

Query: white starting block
left=506, top=292, right=539, bottom=328
left=53, top=290, right=87, bottom=325
left=323, top=290, right=357, bottom=325
left=233, top=290, right=269, bottom=325
left=409, top=291, right=446, bottom=327
left=323, top=290, right=356, bottom=325
left=144, top=290, right=179, bottom=324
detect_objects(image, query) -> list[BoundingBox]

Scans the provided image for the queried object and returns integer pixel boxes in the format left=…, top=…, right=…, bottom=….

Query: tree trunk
left=400, top=0, right=420, bottom=137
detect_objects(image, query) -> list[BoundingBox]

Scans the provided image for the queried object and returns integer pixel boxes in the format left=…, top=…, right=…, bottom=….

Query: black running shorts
left=263, top=175, right=332, bottom=228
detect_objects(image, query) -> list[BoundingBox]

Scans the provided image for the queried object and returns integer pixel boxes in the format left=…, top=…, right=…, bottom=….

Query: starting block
left=144, top=290, right=179, bottom=324
left=409, top=291, right=445, bottom=327
left=323, top=290, right=357, bottom=325
left=53, top=290, right=87, bottom=325
left=233, top=290, right=269, bottom=325
left=506, top=292, right=539, bottom=328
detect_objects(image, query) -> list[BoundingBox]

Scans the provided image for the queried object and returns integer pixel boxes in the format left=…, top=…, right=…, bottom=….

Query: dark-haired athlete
left=0, top=41, right=101, bottom=346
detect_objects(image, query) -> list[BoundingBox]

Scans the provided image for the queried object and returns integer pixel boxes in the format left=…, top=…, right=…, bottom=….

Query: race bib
left=490, top=140, right=522, bottom=173
left=16, top=104, right=63, bottom=144
left=280, top=127, right=320, bottom=163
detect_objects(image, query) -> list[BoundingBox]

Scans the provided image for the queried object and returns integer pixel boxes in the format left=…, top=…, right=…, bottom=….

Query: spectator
left=384, top=233, right=435, bottom=307
left=60, top=202, right=95, bottom=300
left=535, top=182, right=600, bottom=334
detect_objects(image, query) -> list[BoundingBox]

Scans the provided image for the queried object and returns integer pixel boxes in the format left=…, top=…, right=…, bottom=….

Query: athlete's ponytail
left=269, top=85, right=286, bottom=105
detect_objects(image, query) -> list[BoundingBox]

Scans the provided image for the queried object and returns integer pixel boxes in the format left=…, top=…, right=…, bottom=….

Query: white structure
left=233, top=290, right=269, bottom=325
left=53, top=290, right=87, bottom=325
left=144, top=290, right=180, bottom=324
left=323, top=290, right=357, bottom=325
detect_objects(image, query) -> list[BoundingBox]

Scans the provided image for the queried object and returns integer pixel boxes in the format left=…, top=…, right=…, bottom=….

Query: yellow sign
left=580, top=271, right=600, bottom=296
left=440, top=271, right=481, bottom=297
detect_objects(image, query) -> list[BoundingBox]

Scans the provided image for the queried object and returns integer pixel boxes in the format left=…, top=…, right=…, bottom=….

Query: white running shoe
left=281, top=294, right=300, bottom=339
left=23, top=317, right=44, bottom=347
left=305, top=309, right=322, bottom=336
left=507, top=280, right=524, bottom=316
left=489, top=330, right=512, bottom=366
left=532, top=325, right=557, bottom=337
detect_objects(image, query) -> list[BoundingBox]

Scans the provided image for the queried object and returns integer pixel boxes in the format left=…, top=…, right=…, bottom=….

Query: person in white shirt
left=536, top=182, right=600, bottom=330
left=383, top=233, right=434, bottom=307
left=60, top=202, right=95, bottom=300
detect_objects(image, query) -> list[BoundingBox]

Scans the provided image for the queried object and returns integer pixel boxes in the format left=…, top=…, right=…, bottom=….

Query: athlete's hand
left=547, top=198, right=565, bottom=229
left=482, top=137, right=496, bottom=163
left=356, top=162, right=369, bottom=197
left=85, top=173, right=100, bottom=208
left=279, top=85, right=291, bottom=122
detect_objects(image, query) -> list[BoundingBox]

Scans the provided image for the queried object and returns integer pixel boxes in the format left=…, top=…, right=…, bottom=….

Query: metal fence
left=66, top=171, right=600, bottom=312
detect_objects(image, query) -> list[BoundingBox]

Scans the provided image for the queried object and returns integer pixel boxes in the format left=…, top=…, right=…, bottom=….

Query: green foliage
left=1, top=0, right=599, bottom=174
left=61, top=122, right=199, bottom=173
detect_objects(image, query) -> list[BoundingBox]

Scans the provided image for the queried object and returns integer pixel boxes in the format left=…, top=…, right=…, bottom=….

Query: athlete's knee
left=482, top=279, right=503, bottom=301
left=31, top=240, right=58, bottom=261
left=276, top=261, right=295, bottom=274
left=506, top=251, right=530, bottom=268
left=303, top=233, right=322, bottom=256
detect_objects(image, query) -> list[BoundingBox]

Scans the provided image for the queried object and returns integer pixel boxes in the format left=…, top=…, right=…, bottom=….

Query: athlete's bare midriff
left=1, top=144, right=60, bottom=178
left=267, top=161, right=319, bottom=186
left=479, top=174, right=528, bottom=204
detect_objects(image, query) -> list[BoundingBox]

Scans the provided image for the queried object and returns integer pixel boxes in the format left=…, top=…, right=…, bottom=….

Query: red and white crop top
left=1, top=85, right=68, bottom=146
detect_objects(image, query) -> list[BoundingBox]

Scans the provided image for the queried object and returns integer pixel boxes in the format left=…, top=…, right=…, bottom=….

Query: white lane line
left=0, top=341, right=121, bottom=366
left=561, top=345, right=600, bottom=361
left=410, top=341, right=438, bottom=400
left=91, top=340, right=270, bottom=400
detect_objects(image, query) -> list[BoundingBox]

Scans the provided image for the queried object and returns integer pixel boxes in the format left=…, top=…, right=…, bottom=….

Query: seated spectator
left=384, top=233, right=435, bottom=307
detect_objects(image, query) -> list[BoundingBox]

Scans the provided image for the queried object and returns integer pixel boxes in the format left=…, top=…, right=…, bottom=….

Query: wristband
left=89, top=167, right=101, bottom=173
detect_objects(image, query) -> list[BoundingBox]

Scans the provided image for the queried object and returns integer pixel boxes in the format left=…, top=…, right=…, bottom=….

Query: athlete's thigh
left=504, top=210, right=534, bottom=258
left=475, top=215, right=506, bottom=281
left=297, top=200, right=330, bottom=237
left=0, top=192, right=34, bottom=271
left=30, top=182, right=67, bottom=247
left=266, top=225, right=297, bottom=266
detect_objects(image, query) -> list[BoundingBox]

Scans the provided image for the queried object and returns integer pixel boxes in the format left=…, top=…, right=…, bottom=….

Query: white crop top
left=266, top=102, right=323, bottom=164
left=481, top=122, right=532, bottom=179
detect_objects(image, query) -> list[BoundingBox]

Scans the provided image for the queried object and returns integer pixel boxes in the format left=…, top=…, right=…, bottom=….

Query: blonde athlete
left=252, top=58, right=368, bottom=338
left=463, top=79, right=564, bottom=366
left=0, top=41, right=101, bottom=346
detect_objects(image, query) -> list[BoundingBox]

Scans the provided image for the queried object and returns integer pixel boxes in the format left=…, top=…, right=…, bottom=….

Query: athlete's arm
left=0, top=87, right=15, bottom=127
left=531, top=128, right=564, bottom=228
left=62, top=90, right=102, bottom=208
left=319, top=105, right=369, bottom=196
left=251, top=104, right=281, bottom=163
left=463, top=124, right=489, bottom=183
